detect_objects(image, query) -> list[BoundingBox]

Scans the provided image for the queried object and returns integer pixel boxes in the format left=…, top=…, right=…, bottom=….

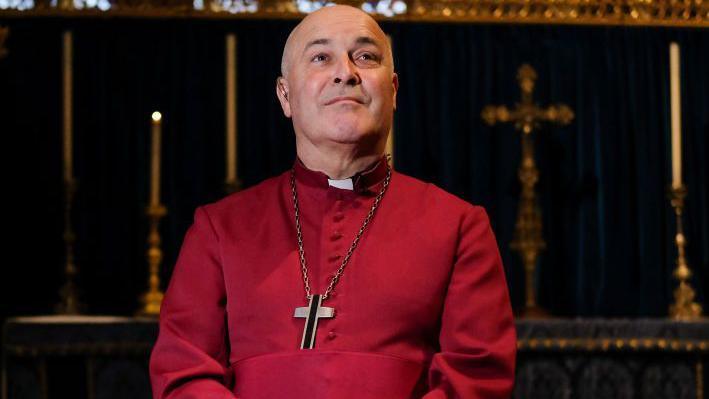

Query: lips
left=324, top=96, right=364, bottom=105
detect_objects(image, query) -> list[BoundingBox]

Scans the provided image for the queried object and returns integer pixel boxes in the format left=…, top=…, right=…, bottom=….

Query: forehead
left=294, top=9, right=386, bottom=50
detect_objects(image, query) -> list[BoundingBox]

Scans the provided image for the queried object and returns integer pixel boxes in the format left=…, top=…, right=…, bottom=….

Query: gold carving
left=668, top=184, right=703, bottom=320
left=0, top=0, right=706, bottom=27
left=0, top=26, right=8, bottom=59
left=137, top=204, right=167, bottom=316
left=517, top=337, right=709, bottom=353
left=482, top=64, right=573, bottom=318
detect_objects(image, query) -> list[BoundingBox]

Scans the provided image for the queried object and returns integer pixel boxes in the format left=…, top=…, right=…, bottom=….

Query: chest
left=220, top=193, right=459, bottom=357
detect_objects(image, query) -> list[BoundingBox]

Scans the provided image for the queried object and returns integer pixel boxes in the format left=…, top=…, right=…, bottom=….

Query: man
left=149, top=5, right=515, bottom=398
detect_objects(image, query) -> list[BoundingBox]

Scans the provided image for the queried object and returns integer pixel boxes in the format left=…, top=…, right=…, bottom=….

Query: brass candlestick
left=56, top=177, right=85, bottom=314
left=482, top=64, right=574, bottom=318
left=137, top=204, right=167, bottom=317
left=668, top=184, right=702, bottom=320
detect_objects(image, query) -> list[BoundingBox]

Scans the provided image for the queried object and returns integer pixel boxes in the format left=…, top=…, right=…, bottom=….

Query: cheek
left=294, top=82, right=326, bottom=113
left=365, top=76, right=394, bottom=105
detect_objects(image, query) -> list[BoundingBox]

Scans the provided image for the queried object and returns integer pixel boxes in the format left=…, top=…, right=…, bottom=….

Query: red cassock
left=149, top=157, right=516, bottom=399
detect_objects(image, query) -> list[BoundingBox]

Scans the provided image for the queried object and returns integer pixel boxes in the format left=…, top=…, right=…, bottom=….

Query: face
left=276, top=6, right=398, bottom=150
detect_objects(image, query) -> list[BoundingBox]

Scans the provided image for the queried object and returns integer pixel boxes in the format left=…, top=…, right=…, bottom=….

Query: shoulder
left=194, top=170, right=289, bottom=229
left=390, top=171, right=487, bottom=221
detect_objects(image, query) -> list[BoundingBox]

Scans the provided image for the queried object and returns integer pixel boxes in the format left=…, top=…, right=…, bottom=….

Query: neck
left=296, top=140, right=384, bottom=180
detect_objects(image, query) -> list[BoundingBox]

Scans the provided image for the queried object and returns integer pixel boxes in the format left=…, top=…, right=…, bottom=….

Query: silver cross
left=294, top=294, right=335, bottom=349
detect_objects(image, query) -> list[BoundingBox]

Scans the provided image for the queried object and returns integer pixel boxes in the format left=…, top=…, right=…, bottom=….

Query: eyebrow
left=302, top=36, right=383, bottom=54
left=303, top=38, right=330, bottom=53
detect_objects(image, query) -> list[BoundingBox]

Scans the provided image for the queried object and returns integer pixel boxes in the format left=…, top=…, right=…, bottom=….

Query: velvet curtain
left=0, top=18, right=706, bottom=320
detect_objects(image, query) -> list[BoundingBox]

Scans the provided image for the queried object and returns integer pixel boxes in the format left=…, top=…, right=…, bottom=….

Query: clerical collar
left=327, top=178, right=354, bottom=190
left=293, top=156, right=389, bottom=194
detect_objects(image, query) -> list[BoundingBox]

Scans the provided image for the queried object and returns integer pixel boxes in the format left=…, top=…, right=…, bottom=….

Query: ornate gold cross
left=481, top=64, right=573, bottom=318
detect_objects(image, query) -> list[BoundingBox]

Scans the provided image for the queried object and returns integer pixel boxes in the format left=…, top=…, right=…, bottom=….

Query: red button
left=328, top=254, right=342, bottom=262
left=333, top=213, right=344, bottom=222
left=330, top=232, right=343, bottom=241
left=328, top=331, right=337, bottom=339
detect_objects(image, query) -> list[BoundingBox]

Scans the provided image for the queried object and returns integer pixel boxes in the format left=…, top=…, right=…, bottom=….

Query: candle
left=226, top=34, right=237, bottom=184
left=670, top=42, right=682, bottom=188
left=150, top=111, right=162, bottom=206
left=63, top=31, right=73, bottom=182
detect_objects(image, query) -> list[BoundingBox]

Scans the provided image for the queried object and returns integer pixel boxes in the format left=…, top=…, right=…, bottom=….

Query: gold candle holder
left=137, top=203, right=167, bottom=317
left=668, top=184, right=702, bottom=320
left=56, top=177, right=85, bottom=314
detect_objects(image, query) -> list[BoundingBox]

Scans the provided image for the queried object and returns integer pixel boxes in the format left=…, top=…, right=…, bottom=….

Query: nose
left=333, top=55, right=361, bottom=86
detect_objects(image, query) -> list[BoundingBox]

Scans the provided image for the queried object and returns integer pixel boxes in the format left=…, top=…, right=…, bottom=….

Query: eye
left=355, top=52, right=381, bottom=65
left=311, top=53, right=329, bottom=63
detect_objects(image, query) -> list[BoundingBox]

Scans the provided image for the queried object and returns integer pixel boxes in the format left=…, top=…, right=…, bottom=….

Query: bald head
left=280, top=5, right=394, bottom=78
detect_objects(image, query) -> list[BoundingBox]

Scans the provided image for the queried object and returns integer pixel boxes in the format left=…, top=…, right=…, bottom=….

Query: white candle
left=226, top=34, right=237, bottom=183
left=670, top=42, right=682, bottom=188
left=150, top=112, right=162, bottom=206
left=63, top=31, right=73, bottom=182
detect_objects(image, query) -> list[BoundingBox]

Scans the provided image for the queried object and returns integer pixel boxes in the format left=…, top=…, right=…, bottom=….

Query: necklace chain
left=290, top=161, right=392, bottom=301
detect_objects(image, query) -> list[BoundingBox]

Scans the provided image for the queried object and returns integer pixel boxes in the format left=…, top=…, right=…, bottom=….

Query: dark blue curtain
left=0, top=18, right=706, bottom=320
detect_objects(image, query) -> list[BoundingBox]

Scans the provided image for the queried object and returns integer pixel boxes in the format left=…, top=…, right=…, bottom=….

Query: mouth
left=324, top=96, right=364, bottom=106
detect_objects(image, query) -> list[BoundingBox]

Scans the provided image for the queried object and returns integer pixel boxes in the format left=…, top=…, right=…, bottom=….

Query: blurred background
left=0, top=1, right=707, bottom=398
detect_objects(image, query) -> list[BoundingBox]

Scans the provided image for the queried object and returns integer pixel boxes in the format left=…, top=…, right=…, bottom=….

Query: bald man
left=149, top=5, right=516, bottom=399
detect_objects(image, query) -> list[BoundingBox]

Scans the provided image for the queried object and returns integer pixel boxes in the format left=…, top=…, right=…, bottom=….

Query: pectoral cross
left=294, top=294, right=334, bottom=349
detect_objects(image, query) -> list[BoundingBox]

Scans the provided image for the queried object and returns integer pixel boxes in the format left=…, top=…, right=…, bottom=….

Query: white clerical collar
left=327, top=178, right=354, bottom=190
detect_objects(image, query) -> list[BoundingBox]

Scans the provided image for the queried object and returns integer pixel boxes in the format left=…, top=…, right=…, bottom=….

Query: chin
left=325, top=122, right=376, bottom=144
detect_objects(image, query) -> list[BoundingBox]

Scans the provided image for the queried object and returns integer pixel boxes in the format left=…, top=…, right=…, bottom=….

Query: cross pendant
left=294, top=294, right=335, bottom=349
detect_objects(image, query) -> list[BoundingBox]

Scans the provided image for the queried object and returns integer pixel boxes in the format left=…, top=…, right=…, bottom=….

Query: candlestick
left=668, top=185, right=702, bottom=320
left=56, top=30, right=84, bottom=315
left=137, top=203, right=167, bottom=317
left=150, top=111, right=162, bottom=206
left=670, top=42, right=682, bottom=188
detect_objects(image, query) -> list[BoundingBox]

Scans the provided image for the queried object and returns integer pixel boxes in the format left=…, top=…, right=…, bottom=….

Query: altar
left=3, top=316, right=707, bottom=399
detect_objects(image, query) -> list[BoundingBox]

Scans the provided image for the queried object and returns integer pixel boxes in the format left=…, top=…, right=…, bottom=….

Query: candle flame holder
left=668, top=184, right=702, bottom=320
left=137, top=203, right=167, bottom=317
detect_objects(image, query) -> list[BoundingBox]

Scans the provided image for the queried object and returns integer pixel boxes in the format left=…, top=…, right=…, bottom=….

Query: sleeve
left=149, top=206, right=237, bottom=399
left=422, top=206, right=516, bottom=399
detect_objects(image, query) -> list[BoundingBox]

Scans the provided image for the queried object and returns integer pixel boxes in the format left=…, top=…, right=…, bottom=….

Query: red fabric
left=149, top=158, right=516, bottom=399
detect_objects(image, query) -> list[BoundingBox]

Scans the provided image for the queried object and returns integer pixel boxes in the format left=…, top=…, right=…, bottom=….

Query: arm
left=149, top=206, right=237, bottom=399
left=423, top=206, right=516, bottom=399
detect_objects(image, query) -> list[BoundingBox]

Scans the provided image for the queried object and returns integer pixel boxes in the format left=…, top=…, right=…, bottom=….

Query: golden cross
left=482, top=64, right=573, bottom=134
left=481, top=64, right=573, bottom=318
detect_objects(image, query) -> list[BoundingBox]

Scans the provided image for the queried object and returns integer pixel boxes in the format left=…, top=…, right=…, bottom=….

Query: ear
left=276, top=77, right=292, bottom=118
left=391, top=72, right=399, bottom=111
